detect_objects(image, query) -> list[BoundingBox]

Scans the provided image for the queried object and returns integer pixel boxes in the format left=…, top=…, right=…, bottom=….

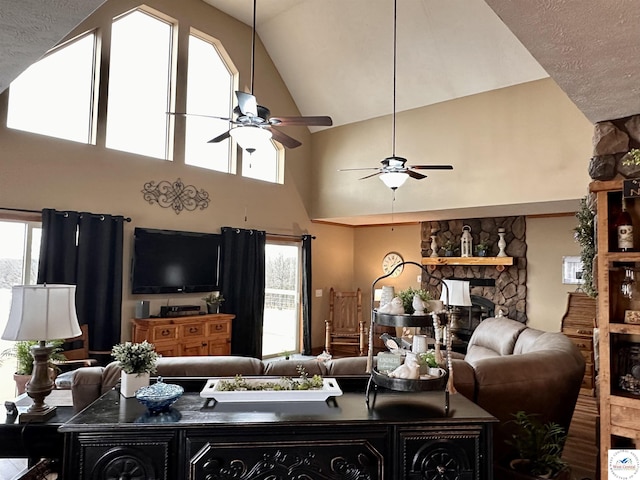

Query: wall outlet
left=315, top=289, right=323, bottom=297
left=417, top=275, right=422, bottom=283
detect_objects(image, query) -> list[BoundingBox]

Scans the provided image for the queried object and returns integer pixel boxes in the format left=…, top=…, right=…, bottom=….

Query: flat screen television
left=131, top=227, right=221, bottom=294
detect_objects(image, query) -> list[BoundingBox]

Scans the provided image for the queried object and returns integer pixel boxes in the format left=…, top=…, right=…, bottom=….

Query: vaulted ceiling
left=2, top=1, right=639, bottom=138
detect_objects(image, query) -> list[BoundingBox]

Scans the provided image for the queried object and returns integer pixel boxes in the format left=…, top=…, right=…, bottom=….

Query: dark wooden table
left=61, top=382, right=496, bottom=479
left=0, top=390, right=75, bottom=469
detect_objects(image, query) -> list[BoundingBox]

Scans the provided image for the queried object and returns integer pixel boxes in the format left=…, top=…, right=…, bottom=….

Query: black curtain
left=220, top=227, right=266, bottom=358
left=37, top=209, right=125, bottom=357
left=301, top=234, right=313, bottom=355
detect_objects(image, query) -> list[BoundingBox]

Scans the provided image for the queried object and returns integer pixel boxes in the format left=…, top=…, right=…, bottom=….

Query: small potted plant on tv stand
left=202, top=292, right=225, bottom=314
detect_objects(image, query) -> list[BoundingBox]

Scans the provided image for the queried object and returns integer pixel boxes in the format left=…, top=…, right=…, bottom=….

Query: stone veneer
left=420, top=216, right=527, bottom=323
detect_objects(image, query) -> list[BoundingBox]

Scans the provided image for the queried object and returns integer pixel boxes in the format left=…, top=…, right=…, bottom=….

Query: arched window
left=105, top=9, right=174, bottom=159
left=7, top=32, right=97, bottom=143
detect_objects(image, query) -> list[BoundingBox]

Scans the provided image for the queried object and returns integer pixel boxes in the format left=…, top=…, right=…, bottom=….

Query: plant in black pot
left=440, top=240, right=458, bottom=257
left=504, top=411, right=570, bottom=479
left=475, top=241, right=491, bottom=257
left=202, top=292, right=225, bottom=314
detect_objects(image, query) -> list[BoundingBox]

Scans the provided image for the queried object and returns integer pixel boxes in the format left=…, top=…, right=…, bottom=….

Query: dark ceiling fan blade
left=407, top=169, right=427, bottom=180
left=338, top=166, right=380, bottom=172
left=358, top=171, right=382, bottom=180
left=410, top=164, right=454, bottom=170
left=167, top=112, right=232, bottom=122
left=207, top=130, right=231, bottom=143
left=236, top=91, right=258, bottom=117
left=269, top=116, right=333, bottom=127
left=269, top=127, right=302, bottom=149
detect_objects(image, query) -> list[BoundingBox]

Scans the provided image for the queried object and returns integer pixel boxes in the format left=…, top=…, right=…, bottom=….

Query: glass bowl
left=135, top=379, right=184, bottom=414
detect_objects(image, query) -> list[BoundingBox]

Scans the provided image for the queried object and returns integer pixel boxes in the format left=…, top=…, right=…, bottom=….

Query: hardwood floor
left=563, top=393, right=599, bottom=480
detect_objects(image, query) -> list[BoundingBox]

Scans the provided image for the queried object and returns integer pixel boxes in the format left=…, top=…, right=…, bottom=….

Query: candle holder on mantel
left=460, top=225, right=473, bottom=257
left=430, top=229, right=439, bottom=258
left=498, top=228, right=507, bottom=257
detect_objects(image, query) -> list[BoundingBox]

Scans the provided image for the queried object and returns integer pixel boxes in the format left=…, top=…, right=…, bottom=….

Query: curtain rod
left=0, top=207, right=132, bottom=222
left=267, top=232, right=316, bottom=240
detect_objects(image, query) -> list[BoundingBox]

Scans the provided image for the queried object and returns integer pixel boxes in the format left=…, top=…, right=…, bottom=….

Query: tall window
left=106, top=10, right=173, bottom=159
left=0, top=219, right=42, bottom=399
left=185, top=33, right=235, bottom=172
left=242, top=144, right=282, bottom=184
left=7, top=33, right=97, bottom=143
left=262, top=242, right=301, bottom=357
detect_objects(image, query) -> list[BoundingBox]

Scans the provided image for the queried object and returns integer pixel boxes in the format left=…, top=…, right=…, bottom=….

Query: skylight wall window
left=185, top=33, right=235, bottom=173
left=7, top=33, right=96, bottom=143
left=105, top=10, right=174, bottom=159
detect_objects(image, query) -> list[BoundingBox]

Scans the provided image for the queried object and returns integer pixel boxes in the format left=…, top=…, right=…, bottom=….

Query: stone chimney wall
left=420, top=216, right=527, bottom=323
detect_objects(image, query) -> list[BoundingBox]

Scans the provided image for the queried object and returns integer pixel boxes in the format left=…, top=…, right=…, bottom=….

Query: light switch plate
left=315, top=289, right=323, bottom=297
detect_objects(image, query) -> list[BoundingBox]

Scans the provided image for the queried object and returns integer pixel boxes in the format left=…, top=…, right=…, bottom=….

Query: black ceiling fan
left=170, top=0, right=332, bottom=150
left=339, top=0, right=452, bottom=187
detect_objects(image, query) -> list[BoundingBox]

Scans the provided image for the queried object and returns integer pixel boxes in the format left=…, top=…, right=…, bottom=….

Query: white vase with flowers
left=111, top=341, right=159, bottom=397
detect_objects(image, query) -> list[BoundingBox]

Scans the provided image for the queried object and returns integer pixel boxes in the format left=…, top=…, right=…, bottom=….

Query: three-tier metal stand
left=365, top=261, right=453, bottom=415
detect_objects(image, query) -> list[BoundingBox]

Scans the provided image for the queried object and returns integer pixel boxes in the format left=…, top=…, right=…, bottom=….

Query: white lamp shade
left=2, top=284, right=82, bottom=341
left=439, top=279, right=472, bottom=307
left=229, top=125, right=272, bottom=150
left=379, top=172, right=409, bottom=189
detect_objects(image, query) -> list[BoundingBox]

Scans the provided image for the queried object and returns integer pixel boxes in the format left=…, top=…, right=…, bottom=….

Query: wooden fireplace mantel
left=421, top=256, right=513, bottom=272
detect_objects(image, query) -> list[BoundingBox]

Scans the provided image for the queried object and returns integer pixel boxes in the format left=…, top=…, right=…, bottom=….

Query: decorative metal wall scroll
left=142, top=178, right=209, bottom=215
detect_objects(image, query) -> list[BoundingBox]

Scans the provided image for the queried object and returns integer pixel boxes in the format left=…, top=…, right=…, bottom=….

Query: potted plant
left=440, top=240, right=458, bottom=257
left=1, top=340, right=66, bottom=395
left=504, top=411, right=570, bottom=479
left=397, top=287, right=432, bottom=314
left=111, top=340, right=159, bottom=397
left=202, top=292, right=225, bottom=314
left=475, top=240, right=491, bottom=257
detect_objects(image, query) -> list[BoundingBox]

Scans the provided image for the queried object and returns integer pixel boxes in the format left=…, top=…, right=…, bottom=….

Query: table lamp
left=2, top=284, right=82, bottom=422
left=440, top=279, right=472, bottom=340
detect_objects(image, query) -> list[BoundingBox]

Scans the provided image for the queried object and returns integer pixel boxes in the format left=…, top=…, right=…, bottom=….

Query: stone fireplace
left=420, top=216, right=527, bottom=324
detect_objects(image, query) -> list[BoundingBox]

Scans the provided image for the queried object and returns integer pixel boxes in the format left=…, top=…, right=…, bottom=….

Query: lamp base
left=19, top=404, right=56, bottom=423
left=21, top=342, right=56, bottom=423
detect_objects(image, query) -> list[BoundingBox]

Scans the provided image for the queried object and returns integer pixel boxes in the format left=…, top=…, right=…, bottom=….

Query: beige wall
left=352, top=223, right=423, bottom=307
left=526, top=215, right=581, bottom=332
left=311, top=78, right=593, bottom=222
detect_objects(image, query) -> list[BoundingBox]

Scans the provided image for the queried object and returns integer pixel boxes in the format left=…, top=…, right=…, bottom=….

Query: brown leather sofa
left=71, top=355, right=371, bottom=412
left=450, top=316, right=586, bottom=462
left=72, top=317, right=585, bottom=464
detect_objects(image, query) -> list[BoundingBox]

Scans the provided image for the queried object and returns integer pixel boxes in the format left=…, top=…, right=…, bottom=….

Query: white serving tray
left=200, top=377, right=343, bottom=402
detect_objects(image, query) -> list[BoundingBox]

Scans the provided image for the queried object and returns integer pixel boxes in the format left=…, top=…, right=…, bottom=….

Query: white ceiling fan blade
left=236, top=91, right=258, bottom=117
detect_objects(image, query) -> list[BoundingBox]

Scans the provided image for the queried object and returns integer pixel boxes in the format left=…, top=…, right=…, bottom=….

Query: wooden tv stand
left=131, top=314, right=234, bottom=357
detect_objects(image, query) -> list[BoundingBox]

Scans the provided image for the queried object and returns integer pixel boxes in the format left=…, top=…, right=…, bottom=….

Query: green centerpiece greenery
left=218, top=366, right=323, bottom=391
left=111, top=340, right=159, bottom=375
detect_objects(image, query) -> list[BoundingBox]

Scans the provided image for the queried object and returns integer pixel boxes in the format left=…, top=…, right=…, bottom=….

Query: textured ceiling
left=485, top=0, right=640, bottom=124
left=0, top=0, right=106, bottom=95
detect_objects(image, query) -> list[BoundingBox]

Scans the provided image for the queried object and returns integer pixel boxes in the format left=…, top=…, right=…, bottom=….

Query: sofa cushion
left=264, top=359, right=328, bottom=376
left=513, top=327, right=544, bottom=354
left=465, top=317, right=527, bottom=363
left=156, top=356, right=265, bottom=377
left=325, top=356, right=369, bottom=375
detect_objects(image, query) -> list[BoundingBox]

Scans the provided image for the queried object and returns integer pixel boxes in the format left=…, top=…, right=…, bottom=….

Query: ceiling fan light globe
left=379, top=172, right=409, bottom=190
left=229, top=126, right=272, bottom=151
